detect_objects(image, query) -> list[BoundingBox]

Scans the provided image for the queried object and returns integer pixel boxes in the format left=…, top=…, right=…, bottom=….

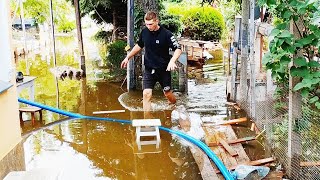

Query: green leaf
left=278, top=30, right=292, bottom=38
left=309, top=24, right=319, bottom=32
left=280, top=55, right=291, bottom=66
left=308, top=61, right=320, bottom=67
left=301, top=89, right=309, bottom=97
left=309, top=96, right=319, bottom=103
left=266, top=0, right=276, bottom=6
left=276, top=23, right=288, bottom=30
left=276, top=38, right=285, bottom=46
left=290, top=66, right=309, bottom=77
left=298, top=7, right=307, bottom=14
left=270, top=29, right=281, bottom=37
left=290, top=66, right=300, bottom=76
left=312, top=71, right=320, bottom=77
left=283, top=10, right=293, bottom=19
left=293, top=82, right=306, bottom=91
left=288, top=46, right=296, bottom=54
left=294, top=42, right=303, bottom=48
left=316, top=102, right=320, bottom=109
left=298, top=34, right=316, bottom=46
left=262, top=52, right=272, bottom=65
left=294, top=57, right=307, bottom=66
left=289, top=0, right=298, bottom=6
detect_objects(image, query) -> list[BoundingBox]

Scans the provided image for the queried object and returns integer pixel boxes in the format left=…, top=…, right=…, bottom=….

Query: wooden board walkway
left=178, top=115, right=279, bottom=180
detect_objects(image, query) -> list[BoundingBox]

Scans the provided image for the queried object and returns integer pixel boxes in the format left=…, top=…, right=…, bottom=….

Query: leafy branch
left=259, top=0, right=320, bottom=109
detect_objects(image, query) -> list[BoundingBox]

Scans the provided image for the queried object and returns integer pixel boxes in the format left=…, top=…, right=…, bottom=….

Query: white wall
left=0, top=0, right=14, bottom=82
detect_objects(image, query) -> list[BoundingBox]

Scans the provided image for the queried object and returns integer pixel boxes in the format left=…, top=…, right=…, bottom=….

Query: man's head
left=144, top=11, right=159, bottom=31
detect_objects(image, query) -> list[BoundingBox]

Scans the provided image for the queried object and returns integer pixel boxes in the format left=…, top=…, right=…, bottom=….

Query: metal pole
left=49, top=0, right=57, bottom=67
left=230, top=16, right=241, bottom=101
left=249, top=0, right=256, bottom=118
left=20, top=0, right=29, bottom=75
left=127, top=0, right=135, bottom=90
left=74, top=0, right=86, bottom=75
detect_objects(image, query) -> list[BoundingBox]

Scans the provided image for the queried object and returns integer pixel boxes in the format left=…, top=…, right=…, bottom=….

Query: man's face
left=145, top=19, right=158, bottom=31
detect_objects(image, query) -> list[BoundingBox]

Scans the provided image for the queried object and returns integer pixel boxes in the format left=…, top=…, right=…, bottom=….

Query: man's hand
left=166, top=60, right=177, bottom=71
left=121, top=58, right=129, bottom=69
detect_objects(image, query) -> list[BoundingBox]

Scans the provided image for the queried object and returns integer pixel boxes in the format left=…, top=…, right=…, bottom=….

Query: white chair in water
left=132, top=119, right=161, bottom=151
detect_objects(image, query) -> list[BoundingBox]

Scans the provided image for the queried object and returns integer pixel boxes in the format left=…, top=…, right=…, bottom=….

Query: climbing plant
left=259, top=0, right=320, bottom=109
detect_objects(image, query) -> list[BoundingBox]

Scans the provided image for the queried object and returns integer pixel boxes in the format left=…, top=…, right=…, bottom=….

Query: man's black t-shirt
left=137, top=26, right=181, bottom=70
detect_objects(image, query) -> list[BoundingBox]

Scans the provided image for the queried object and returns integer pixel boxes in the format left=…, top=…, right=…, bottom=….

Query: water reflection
left=23, top=119, right=202, bottom=179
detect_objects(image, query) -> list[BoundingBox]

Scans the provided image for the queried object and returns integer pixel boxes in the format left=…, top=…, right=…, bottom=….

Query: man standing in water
left=121, top=11, right=182, bottom=111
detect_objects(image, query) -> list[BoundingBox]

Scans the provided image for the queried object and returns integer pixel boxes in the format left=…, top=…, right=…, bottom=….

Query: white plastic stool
left=132, top=119, right=161, bottom=150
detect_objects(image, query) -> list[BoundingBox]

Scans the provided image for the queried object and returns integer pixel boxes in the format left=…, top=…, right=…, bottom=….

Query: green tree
left=12, top=0, right=75, bottom=32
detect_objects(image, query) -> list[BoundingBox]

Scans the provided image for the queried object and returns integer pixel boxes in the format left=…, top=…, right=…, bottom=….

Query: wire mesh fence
left=235, top=74, right=320, bottom=179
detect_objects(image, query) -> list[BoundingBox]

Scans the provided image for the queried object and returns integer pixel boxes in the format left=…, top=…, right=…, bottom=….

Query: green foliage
left=169, top=6, right=225, bottom=40
left=134, top=5, right=146, bottom=41
left=76, top=0, right=126, bottom=28
left=18, top=0, right=49, bottom=24
left=93, top=30, right=113, bottom=43
left=259, top=0, right=320, bottom=109
left=169, top=0, right=183, bottom=2
left=159, top=10, right=183, bottom=36
left=106, top=40, right=127, bottom=77
left=14, top=0, right=74, bottom=25
left=56, top=16, right=76, bottom=33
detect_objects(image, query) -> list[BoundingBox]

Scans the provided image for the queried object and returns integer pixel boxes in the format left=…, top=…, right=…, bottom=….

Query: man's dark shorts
left=143, top=67, right=171, bottom=91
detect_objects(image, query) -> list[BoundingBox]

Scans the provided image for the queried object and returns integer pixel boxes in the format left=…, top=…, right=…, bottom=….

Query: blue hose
left=18, top=98, right=234, bottom=179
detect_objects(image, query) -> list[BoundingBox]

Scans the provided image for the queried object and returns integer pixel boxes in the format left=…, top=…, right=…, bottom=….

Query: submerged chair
left=19, top=107, right=43, bottom=125
left=132, top=119, right=161, bottom=151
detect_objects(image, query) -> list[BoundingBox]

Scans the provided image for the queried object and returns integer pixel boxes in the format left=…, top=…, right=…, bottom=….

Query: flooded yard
left=15, top=33, right=273, bottom=179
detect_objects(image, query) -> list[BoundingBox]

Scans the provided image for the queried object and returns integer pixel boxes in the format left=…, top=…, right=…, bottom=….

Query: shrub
left=169, top=6, right=225, bottom=41
left=93, top=30, right=112, bottom=42
left=159, top=10, right=183, bottom=36
left=106, top=40, right=127, bottom=77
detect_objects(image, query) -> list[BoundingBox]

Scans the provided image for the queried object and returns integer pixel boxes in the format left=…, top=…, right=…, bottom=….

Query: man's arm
left=166, top=48, right=182, bottom=71
left=120, top=44, right=142, bottom=68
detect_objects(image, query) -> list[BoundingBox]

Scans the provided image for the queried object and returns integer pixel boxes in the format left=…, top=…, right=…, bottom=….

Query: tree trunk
left=112, top=9, right=117, bottom=41
left=136, top=0, right=159, bottom=13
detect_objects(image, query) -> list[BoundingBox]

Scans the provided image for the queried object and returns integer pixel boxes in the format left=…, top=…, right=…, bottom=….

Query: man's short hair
left=144, top=11, right=158, bottom=21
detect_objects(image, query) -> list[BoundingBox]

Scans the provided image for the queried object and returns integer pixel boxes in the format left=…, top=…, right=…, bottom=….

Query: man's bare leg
left=143, top=89, right=153, bottom=119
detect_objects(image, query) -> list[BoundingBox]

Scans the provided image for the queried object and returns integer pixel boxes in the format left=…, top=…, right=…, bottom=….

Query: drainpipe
left=127, top=0, right=135, bottom=90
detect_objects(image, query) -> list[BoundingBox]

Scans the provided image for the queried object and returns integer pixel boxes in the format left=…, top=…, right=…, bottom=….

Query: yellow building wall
left=0, top=0, right=21, bottom=161
left=0, top=81, right=22, bottom=161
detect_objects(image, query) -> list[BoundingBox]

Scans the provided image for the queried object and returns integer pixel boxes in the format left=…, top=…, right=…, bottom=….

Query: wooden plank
left=263, top=171, right=284, bottom=180
left=215, top=157, right=276, bottom=173
left=300, top=161, right=320, bottom=167
left=223, top=125, right=250, bottom=165
left=218, top=139, right=238, bottom=157
left=213, top=129, right=238, bottom=168
left=92, top=110, right=125, bottom=114
left=202, top=117, right=247, bottom=126
left=190, top=145, right=220, bottom=180
left=203, top=127, right=218, bottom=145
left=208, top=136, right=256, bottom=147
